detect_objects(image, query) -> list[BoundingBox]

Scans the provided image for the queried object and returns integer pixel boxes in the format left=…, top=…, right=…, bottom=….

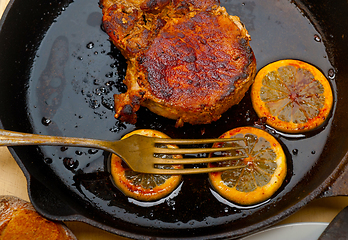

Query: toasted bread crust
left=0, top=196, right=77, bottom=240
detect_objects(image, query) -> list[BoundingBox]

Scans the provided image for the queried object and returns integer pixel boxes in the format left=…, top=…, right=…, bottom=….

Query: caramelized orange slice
left=251, top=59, right=333, bottom=133
left=110, top=129, right=182, bottom=201
left=208, top=127, right=287, bottom=205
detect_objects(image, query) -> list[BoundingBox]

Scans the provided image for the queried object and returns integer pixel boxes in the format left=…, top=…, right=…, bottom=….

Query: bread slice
left=0, top=196, right=77, bottom=240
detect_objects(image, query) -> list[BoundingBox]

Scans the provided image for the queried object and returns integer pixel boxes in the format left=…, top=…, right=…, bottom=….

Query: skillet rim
left=1, top=0, right=348, bottom=239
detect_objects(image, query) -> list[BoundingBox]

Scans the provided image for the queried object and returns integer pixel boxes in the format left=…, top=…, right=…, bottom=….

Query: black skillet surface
left=0, top=0, right=348, bottom=239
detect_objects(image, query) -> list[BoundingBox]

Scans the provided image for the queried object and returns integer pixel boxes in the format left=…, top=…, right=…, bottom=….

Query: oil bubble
left=41, top=117, right=52, bottom=126
left=88, top=149, right=99, bottom=154
left=102, top=97, right=114, bottom=110
left=61, top=146, right=68, bottom=152
left=86, top=42, right=94, bottom=49
left=44, top=158, right=53, bottom=164
left=328, top=68, right=335, bottom=80
left=75, top=150, right=83, bottom=155
left=93, top=79, right=100, bottom=85
left=314, top=34, right=321, bottom=42
left=89, top=99, right=100, bottom=109
left=63, top=157, right=79, bottom=170
left=94, top=86, right=109, bottom=96
left=292, top=149, right=298, bottom=155
left=105, top=81, right=114, bottom=87
left=105, top=72, right=114, bottom=78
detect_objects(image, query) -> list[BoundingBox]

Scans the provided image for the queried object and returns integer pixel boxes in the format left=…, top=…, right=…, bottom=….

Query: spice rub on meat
left=100, top=0, right=256, bottom=127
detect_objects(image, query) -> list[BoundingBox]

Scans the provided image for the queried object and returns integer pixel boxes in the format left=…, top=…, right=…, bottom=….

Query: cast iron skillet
left=0, top=0, right=348, bottom=239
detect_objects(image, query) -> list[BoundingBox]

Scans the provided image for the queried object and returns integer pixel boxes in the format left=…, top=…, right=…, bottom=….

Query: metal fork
left=0, top=129, right=246, bottom=175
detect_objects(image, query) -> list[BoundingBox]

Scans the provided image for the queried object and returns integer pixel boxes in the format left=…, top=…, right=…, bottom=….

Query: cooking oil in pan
left=25, top=0, right=337, bottom=235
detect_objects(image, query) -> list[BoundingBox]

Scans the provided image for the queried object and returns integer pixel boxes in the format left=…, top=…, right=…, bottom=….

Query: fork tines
left=153, top=137, right=245, bottom=145
left=152, top=137, right=247, bottom=166
left=149, top=165, right=246, bottom=175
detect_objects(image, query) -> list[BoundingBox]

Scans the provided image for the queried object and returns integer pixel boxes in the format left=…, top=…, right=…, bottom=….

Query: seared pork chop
left=100, top=0, right=256, bottom=127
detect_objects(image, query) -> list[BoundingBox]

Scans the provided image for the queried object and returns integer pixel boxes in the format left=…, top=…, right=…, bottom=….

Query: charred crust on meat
left=131, top=95, right=141, bottom=106
left=173, top=1, right=190, bottom=14
left=118, top=104, right=137, bottom=124
left=98, top=0, right=105, bottom=10
left=121, top=104, right=133, bottom=115
left=156, top=18, right=167, bottom=29
left=137, top=56, right=145, bottom=64
left=140, top=0, right=171, bottom=12
left=239, top=38, right=247, bottom=47
left=101, top=0, right=256, bottom=126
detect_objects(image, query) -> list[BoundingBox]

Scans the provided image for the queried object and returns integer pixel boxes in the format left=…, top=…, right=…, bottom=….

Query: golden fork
left=0, top=129, right=246, bottom=174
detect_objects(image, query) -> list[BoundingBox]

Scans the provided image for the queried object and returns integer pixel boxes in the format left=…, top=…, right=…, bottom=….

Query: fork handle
left=0, top=129, right=112, bottom=152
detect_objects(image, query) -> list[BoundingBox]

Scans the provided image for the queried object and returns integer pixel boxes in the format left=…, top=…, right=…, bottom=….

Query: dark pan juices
left=26, top=0, right=336, bottom=236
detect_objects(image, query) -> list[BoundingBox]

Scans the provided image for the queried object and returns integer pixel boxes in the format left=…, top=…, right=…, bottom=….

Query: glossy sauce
left=26, top=0, right=336, bottom=235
